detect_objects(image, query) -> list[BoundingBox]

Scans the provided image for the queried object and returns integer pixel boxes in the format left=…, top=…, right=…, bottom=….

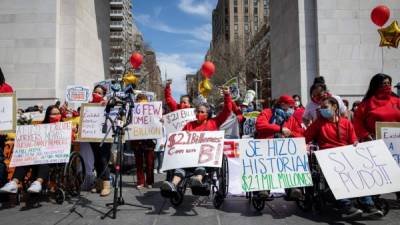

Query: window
left=244, top=7, right=248, bottom=14
left=244, top=0, right=248, bottom=6
left=234, top=24, right=238, bottom=31
left=255, top=25, right=258, bottom=31
left=254, top=16, right=258, bottom=22
left=244, top=24, right=249, bottom=31
left=244, top=16, right=248, bottom=22
left=234, top=32, right=239, bottom=40
left=254, top=7, right=258, bottom=14
left=225, top=25, right=229, bottom=31
left=253, top=0, right=258, bottom=5
left=234, top=7, right=238, bottom=13
left=234, top=16, right=238, bottom=22
left=234, top=0, right=238, bottom=6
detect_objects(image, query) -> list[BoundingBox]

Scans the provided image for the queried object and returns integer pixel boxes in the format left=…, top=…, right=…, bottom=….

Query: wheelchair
left=161, top=154, right=229, bottom=209
left=245, top=190, right=274, bottom=212
left=296, top=145, right=389, bottom=217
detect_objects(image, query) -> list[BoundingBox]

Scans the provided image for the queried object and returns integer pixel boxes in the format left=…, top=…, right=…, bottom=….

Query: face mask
left=92, top=93, right=103, bottom=103
left=196, top=114, right=208, bottom=123
left=376, top=85, right=392, bottom=99
left=49, top=114, right=62, bottom=123
left=320, top=108, right=334, bottom=120
left=286, top=108, right=294, bottom=117
left=180, top=102, right=191, bottom=109
left=295, top=101, right=301, bottom=107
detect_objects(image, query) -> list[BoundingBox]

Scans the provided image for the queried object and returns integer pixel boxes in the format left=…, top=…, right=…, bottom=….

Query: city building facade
left=0, top=0, right=110, bottom=108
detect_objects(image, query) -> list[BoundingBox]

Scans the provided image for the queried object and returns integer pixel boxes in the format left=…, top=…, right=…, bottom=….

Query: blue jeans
left=339, top=196, right=374, bottom=209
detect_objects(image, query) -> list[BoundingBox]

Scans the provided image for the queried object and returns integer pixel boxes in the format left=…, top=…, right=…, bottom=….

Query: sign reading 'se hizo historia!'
left=161, top=131, right=225, bottom=171
left=239, top=138, right=312, bottom=192
left=314, top=140, right=400, bottom=200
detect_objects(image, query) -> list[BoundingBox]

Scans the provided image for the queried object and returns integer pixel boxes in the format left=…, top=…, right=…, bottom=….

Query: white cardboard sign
left=314, top=140, right=400, bottom=200
left=10, top=122, right=72, bottom=167
left=239, top=138, right=312, bottom=192
left=0, top=93, right=16, bottom=134
left=162, top=108, right=196, bottom=135
left=65, top=85, right=91, bottom=104
left=161, top=131, right=225, bottom=171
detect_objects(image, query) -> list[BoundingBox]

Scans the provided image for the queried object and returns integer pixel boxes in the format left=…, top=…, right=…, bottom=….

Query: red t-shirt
left=0, top=83, right=13, bottom=93
left=353, top=95, right=400, bottom=139
left=305, top=117, right=357, bottom=150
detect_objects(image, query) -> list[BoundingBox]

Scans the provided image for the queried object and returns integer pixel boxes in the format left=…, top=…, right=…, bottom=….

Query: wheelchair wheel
left=170, top=191, right=184, bottom=207
left=55, top=189, right=65, bottom=204
left=252, top=197, right=265, bottom=212
left=220, top=154, right=229, bottom=198
left=213, top=193, right=224, bottom=209
left=63, top=152, right=86, bottom=197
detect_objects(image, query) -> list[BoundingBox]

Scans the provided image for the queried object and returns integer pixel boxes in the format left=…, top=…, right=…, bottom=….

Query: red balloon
left=201, top=61, right=215, bottom=79
left=371, top=5, right=390, bottom=27
left=130, top=53, right=143, bottom=69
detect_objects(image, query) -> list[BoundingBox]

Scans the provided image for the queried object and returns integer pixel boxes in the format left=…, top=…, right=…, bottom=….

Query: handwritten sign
left=0, top=93, right=17, bottom=134
left=314, top=140, right=400, bottom=200
left=161, top=131, right=225, bottom=171
left=239, top=138, right=312, bottom=192
left=376, top=122, right=400, bottom=166
left=162, top=108, right=196, bottom=135
left=65, top=85, right=91, bottom=104
left=243, top=118, right=257, bottom=137
left=77, top=104, right=115, bottom=143
left=10, top=122, right=72, bottom=167
left=224, top=77, right=240, bottom=101
left=126, top=101, right=163, bottom=140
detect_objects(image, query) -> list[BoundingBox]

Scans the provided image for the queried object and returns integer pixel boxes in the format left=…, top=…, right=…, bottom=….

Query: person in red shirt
left=164, top=79, right=191, bottom=112
left=353, top=73, right=400, bottom=141
left=161, top=87, right=232, bottom=194
left=305, top=96, right=383, bottom=218
left=0, top=67, right=13, bottom=93
left=0, top=105, right=62, bottom=194
left=256, top=95, right=304, bottom=139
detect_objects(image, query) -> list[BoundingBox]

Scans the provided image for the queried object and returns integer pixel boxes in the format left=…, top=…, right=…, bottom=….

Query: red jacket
left=353, top=95, right=400, bottom=139
left=231, top=101, right=245, bottom=123
left=0, top=83, right=13, bottom=93
left=183, top=94, right=233, bottom=131
left=165, top=84, right=185, bottom=112
left=305, top=117, right=357, bottom=150
left=255, top=108, right=304, bottom=139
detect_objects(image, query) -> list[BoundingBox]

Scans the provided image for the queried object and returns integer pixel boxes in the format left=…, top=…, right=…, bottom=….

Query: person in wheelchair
left=304, top=96, right=383, bottom=218
left=160, top=87, right=232, bottom=195
left=0, top=105, right=62, bottom=194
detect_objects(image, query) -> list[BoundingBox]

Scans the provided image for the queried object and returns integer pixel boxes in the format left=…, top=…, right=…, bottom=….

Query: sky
left=132, top=0, right=217, bottom=99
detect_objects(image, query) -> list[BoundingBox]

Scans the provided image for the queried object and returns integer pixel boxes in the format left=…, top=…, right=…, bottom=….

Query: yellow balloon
left=123, top=72, right=138, bottom=85
left=198, top=79, right=212, bottom=97
left=378, top=20, right=400, bottom=48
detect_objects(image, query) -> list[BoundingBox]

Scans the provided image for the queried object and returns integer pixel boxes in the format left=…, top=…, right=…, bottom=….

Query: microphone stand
left=100, top=83, right=152, bottom=220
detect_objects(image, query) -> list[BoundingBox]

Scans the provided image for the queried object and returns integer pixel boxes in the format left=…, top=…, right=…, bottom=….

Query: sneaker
left=0, top=181, right=18, bottom=194
left=146, top=185, right=153, bottom=189
left=342, top=206, right=363, bottom=219
left=190, top=177, right=203, bottom=187
left=136, top=184, right=144, bottom=190
left=27, top=181, right=42, bottom=193
left=160, top=181, right=177, bottom=193
left=363, top=206, right=384, bottom=218
left=154, top=169, right=158, bottom=174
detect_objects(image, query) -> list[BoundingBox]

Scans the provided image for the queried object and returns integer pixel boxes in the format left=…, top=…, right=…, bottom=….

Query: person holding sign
left=164, top=79, right=192, bottom=112
left=256, top=95, right=304, bottom=139
left=88, top=84, right=112, bottom=197
left=305, top=97, right=383, bottom=218
left=160, top=87, right=232, bottom=194
left=0, top=105, right=62, bottom=194
left=353, top=73, right=400, bottom=142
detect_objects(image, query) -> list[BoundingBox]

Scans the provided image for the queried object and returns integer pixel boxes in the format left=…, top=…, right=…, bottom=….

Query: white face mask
left=295, top=101, right=301, bottom=107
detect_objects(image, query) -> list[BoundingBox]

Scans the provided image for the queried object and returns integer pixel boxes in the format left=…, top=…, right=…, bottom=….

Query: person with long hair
left=89, top=84, right=112, bottom=196
left=353, top=73, right=400, bottom=141
left=0, top=105, right=62, bottom=194
left=305, top=97, right=383, bottom=218
left=160, top=87, right=232, bottom=194
left=0, top=67, right=13, bottom=93
left=303, top=76, right=347, bottom=126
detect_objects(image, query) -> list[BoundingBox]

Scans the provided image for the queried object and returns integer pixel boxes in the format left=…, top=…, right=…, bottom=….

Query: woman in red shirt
left=305, top=97, right=383, bottom=218
left=164, top=79, right=191, bottom=112
left=0, top=105, right=62, bottom=194
left=353, top=73, right=400, bottom=141
left=161, top=88, right=232, bottom=194
left=0, top=67, right=13, bottom=93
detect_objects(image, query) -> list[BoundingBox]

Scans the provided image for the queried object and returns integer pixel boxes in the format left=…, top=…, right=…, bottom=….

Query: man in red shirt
left=164, top=79, right=191, bottom=112
left=161, top=87, right=232, bottom=195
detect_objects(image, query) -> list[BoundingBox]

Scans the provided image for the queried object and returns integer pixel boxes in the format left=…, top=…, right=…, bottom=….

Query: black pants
left=90, top=143, right=111, bottom=181
left=13, top=164, right=50, bottom=182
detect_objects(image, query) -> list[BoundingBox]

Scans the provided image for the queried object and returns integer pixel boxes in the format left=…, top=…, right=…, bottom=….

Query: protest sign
left=239, top=138, right=312, bottom=192
left=224, top=77, right=240, bottom=101
left=376, top=122, right=400, bottom=166
left=65, top=85, right=91, bottom=104
left=314, top=140, right=400, bottom=200
left=10, top=122, right=72, bottom=167
left=242, top=111, right=260, bottom=137
left=0, top=93, right=17, bottom=134
left=162, top=108, right=196, bottom=135
left=161, top=131, right=225, bottom=171
left=77, top=104, right=115, bottom=143
left=126, top=101, right=163, bottom=140
left=224, top=140, right=242, bottom=195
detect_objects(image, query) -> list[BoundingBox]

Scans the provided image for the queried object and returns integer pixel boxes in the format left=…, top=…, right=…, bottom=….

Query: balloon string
left=381, top=47, right=384, bottom=73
